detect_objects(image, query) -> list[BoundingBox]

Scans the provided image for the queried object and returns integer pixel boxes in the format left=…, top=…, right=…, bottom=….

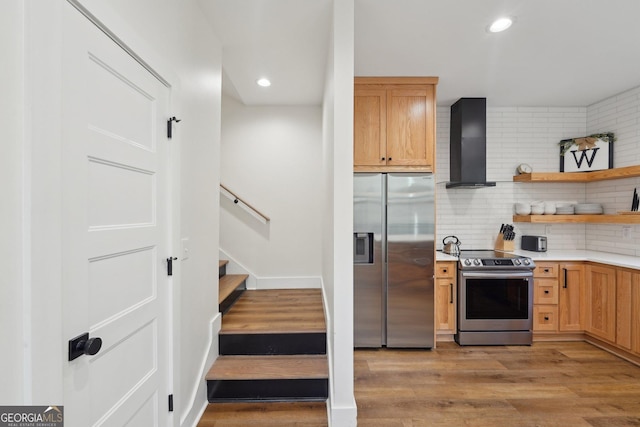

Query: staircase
left=198, top=260, right=329, bottom=425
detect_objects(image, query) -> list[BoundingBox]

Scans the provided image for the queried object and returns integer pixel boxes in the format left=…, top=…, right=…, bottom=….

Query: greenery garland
left=558, top=132, right=616, bottom=156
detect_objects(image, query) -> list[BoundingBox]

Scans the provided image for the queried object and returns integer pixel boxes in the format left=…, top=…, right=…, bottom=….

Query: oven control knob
left=464, top=259, right=471, bottom=266
left=514, top=259, right=521, bottom=265
left=473, top=259, right=481, bottom=266
left=523, top=259, right=531, bottom=265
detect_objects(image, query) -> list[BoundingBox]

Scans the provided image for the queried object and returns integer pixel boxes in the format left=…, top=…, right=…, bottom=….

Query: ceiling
left=199, top=0, right=640, bottom=107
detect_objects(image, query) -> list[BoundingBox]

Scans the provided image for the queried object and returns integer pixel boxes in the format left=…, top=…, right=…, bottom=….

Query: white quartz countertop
left=436, top=251, right=459, bottom=262
left=512, top=249, right=640, bottom=270
left=436, top=249, right=640, bottom=270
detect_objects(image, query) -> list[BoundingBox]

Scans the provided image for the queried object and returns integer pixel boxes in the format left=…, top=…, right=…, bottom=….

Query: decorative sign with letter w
left=559, top=133, right=614, bottom=173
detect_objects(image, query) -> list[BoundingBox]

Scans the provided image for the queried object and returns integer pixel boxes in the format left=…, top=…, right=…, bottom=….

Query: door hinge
left=168, top=394, right=174, bottom=412
left=167, top=257, right=177, bottom=276
left=167, top=116, right=181, bottom=139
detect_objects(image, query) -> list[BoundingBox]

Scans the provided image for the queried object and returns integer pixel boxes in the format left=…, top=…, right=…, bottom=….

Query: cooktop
left=457, top=250, right=535, bottom=270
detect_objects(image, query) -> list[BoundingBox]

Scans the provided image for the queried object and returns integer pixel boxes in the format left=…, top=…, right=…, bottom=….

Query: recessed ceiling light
left=256, top=78, right=271, bottom=87
left=488, top=16, right=514, bottom=33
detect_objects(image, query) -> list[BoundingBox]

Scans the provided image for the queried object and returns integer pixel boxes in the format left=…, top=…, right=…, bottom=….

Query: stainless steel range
left=455, top=250, right=535, bottom=346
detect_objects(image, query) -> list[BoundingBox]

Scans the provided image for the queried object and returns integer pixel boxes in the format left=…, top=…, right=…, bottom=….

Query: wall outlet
left=545, top=225, right=553, bottom=235
left=622, top=226, right=631, bottom=240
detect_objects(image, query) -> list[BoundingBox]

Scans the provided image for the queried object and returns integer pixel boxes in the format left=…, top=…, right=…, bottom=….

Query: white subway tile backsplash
left=436, top=86, right=640, bottom=256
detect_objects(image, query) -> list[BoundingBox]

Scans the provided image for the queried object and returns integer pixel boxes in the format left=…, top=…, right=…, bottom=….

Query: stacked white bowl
left=530, top=201, right=545, bottom=215
left=543, top=202, right=556, bottom=215
left=514, top=203, right=531, bottom=215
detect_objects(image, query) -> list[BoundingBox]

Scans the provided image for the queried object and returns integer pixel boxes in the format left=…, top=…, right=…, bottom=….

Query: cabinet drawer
left=534, top=279, right=559, bottom=305
left=533, top=305, right=558, bottom=332
left=534, top=262, right=558, bottom=278
left=436, top=262, right=456, bottom=279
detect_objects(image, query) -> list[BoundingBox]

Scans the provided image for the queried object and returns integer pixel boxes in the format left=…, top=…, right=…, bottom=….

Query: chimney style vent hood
left=446, top=98, right=496, bottom=189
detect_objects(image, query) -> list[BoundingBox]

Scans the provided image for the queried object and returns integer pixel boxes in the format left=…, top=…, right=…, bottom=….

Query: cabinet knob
left=544, top=290, right=549, bottom=294
left=388, top=157, right=392, bottom=161
left=544, top=268, right=550, bottom=273
left=381, top=157, right=385, bottom=161
left=544, top=316, right=549, bottom=321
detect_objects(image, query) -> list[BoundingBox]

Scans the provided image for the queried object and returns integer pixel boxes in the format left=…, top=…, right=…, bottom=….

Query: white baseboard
left=181, top=313, right=222, bottom=427
left=327, top=398, right=358, bottom=427
left=219, top=248, right=321, bottom=290
left=255, top=276, right=321, bottom=289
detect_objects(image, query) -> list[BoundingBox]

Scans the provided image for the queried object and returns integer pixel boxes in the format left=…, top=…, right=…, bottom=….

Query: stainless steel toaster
left=521, top=235, right=547, bottom=252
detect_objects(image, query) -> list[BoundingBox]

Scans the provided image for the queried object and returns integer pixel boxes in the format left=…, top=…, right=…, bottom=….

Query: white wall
left=436, top=105, right=588, bottom=251
left=0, top=0, right=25, bottom=405
left=322, top=0, right=357, bottom=425
left=220, top=95, right=323, bottom=285
left=586, top=86, right=640, bottom=256
left=436, top=88, right=640, bottom=256
left=21, top=1, right=222, bottom=424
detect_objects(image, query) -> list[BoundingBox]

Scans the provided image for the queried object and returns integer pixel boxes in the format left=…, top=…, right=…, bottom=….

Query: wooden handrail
left=220, top=184, right=271, bottom=223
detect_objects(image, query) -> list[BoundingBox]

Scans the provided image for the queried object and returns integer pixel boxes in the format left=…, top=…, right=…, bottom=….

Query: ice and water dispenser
left=353, top=232, right=374, bottom=264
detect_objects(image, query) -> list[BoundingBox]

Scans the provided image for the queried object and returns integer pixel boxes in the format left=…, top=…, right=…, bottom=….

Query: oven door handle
left=460, top=271, right=533, bottom=279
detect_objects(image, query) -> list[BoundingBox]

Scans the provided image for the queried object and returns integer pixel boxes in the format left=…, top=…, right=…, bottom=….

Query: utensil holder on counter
left=495, top=233, right=515, bottom=252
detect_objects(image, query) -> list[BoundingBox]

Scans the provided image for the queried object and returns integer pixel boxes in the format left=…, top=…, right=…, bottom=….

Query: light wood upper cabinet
left=616, top=268, right=640, bottom=353
left=585, top=264, right=617, bottom=342
left=558, top=263, right=585, bottom=332
left=354, top=77, right=438, bottom=172
left=354, top=88, right=386, bottom=166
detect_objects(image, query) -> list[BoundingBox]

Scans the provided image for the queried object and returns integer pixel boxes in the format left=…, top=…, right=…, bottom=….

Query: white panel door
left=61, top=4, right=171, bottom=426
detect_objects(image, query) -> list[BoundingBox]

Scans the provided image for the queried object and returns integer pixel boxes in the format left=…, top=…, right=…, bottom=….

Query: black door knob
left=69, top=333, right=103, bottom=361
left=78, top=337, right=103, bottom=356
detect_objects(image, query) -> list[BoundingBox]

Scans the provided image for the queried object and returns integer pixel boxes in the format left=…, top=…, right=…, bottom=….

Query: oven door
left=458, top=270, right=533, bottom=332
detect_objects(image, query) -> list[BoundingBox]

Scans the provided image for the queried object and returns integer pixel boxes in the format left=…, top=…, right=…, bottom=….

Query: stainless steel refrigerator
left=353, top=173, right=435, bottom=348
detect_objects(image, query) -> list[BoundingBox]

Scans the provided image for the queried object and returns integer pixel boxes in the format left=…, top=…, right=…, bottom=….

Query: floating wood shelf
left=513, top=214, right=640, bottom=224
left=513, top=165, right=640, bottom=183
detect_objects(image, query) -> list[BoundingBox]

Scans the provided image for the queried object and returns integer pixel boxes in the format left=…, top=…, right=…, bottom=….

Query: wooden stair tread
left=219, top=260, right=229, bottom=268
left=206, top=355, right=328, bottom=380
left=221, top=289, right=326, bottom=334
left=197, top=402, right=327, bottom=426
left=219, top=274, right=248, bottom=303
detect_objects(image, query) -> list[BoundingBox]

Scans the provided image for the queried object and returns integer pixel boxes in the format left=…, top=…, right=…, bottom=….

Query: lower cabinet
left=558, top=263, right=586, bottom=332
left=616, top=268, right=640, bottom=353
left=585, top=264, right=617, bottom=342
left=532, top=262, right=560, bottom=332
left=532, top=260, right=640, bottom=361
left=435, top=261, right=456, bottom=336
left=533, top=305, right=558, bottom=332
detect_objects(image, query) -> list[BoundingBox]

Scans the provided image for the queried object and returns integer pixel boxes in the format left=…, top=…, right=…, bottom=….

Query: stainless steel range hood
left=446, top=98, right=496, bottom=189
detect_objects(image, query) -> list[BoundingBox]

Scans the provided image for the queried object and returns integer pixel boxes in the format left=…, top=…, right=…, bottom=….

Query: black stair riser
left=219, top=264, right=227, bottom=278
left=219, top=285, right=246, bottom=314
left=220, top=333, right=326, bottom=355
left=207, top=378, right=328, bottom=403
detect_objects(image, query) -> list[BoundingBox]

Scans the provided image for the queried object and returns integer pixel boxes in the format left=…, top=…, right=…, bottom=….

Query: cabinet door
left=435, top=278, right=456, bottom=333
left=533, top=305, right=558, bottom=332
left=558, top=263, right=585, bottom=332
left=586, top=264, right=617, bottom=342
left=534, top=262, right=558, bottom=279
left=616, top=268, right=640, bottom=353
left=386, top=86, right=434, bottom=167
left=534, top=278, right=558, bottom=305
left=354, top=88, right=386, bottom=166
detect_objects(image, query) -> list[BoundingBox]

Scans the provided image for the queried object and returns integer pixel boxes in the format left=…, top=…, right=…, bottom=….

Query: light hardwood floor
left=355, top=341, right=640, bottom=426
